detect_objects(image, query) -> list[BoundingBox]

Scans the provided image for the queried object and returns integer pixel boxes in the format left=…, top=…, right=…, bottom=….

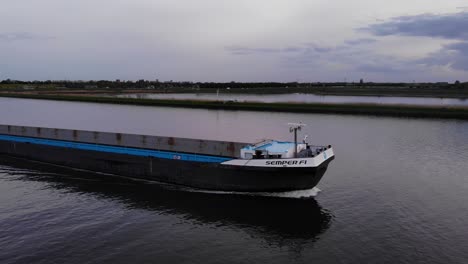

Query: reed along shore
left=1, top=93, right=467, bottom=120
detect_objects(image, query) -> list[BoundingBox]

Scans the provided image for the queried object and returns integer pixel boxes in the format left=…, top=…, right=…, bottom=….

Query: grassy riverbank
left=1, top=93, right=467, bottom=120
left=2, top=80, right=468, bottom=98
left=2, top=86, right=468, bottom=98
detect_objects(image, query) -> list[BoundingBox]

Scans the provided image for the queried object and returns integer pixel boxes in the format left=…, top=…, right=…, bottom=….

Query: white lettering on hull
left=265, top=160, right=307, bottom=166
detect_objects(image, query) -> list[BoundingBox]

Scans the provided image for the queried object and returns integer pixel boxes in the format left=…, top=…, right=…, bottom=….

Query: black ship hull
left=0, top=140, right=333, bottom=192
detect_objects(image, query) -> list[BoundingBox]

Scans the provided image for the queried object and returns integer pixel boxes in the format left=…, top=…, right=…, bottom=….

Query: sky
left=1, top=0, right=468, bottom=82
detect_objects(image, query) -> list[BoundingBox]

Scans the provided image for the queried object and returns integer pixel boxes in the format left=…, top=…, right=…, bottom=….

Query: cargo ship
left=0, top=124, right=334, bottom=192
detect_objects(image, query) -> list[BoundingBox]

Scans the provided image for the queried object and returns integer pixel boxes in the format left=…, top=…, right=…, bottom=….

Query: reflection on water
left=0, top=157, right=332, bottom=249
left=111, top=93, right=468, bottom=107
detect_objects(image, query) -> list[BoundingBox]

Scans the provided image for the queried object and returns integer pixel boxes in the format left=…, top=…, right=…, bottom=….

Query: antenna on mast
left=288, top=122, right=306, bottom=158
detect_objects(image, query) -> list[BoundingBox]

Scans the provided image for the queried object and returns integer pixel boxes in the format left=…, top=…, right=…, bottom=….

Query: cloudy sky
left=1, top=0, right=467, bottom=82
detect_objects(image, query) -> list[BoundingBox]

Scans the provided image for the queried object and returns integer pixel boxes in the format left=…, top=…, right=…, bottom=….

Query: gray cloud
left=447, top=42, right=468, bottom=70
left=344, top=38, right=377, bottom=45
left=357, top=62, right=406, bottom=74
left=361, top=12, right=468, bottom=40
left=362, top=12, right=468, bottom=72
left=226, top=39, right=376, bottom=56
left=312, top=47, right=332, bottom=53
left=225, top=45, right=303, bottom=55
left=225, top=39, right=394, bottom=77
left=416, top=42, right=468, bottom=71
left=0, top=32, right=54, bottom=41
left=283, top=46, right=303, bottom=53
left=226, top=11, right=468, bottom=79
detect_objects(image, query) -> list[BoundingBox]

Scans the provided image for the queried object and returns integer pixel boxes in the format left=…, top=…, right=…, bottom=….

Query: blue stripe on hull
left=0, top=134, right=231, bottom=163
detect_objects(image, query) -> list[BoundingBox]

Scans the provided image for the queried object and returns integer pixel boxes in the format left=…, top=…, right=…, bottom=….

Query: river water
left=112, top=93, right=468, bottom=107
left=1, top=98, right=468, bottom=264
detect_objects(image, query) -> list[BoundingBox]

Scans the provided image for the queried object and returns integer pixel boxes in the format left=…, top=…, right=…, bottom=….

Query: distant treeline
left=1, top=79, right=467, bottom=90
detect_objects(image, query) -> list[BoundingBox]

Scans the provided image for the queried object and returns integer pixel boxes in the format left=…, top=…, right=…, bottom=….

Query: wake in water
left=0, top=165, right=56, bottom=178
left=269, top=187, right=321, bottom=198
left=180, top=186, right=321, bottom=199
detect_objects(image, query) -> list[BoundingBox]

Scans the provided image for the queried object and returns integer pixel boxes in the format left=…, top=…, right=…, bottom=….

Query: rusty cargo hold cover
left=0, top=124, right=250, bottom=158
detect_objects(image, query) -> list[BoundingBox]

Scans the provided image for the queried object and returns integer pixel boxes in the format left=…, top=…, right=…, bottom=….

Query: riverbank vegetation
left=1, top=79, right=468, bottom=98
left=1, top=93, right=467, bottom=120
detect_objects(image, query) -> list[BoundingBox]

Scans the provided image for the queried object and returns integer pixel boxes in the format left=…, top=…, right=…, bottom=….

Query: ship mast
left=288, top=122, right=306, bottom=158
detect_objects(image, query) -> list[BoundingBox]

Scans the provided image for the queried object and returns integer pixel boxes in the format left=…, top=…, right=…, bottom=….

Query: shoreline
left=1, top=93, right=467, bottom=120
left=2, top=88, right=468, bottom=99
